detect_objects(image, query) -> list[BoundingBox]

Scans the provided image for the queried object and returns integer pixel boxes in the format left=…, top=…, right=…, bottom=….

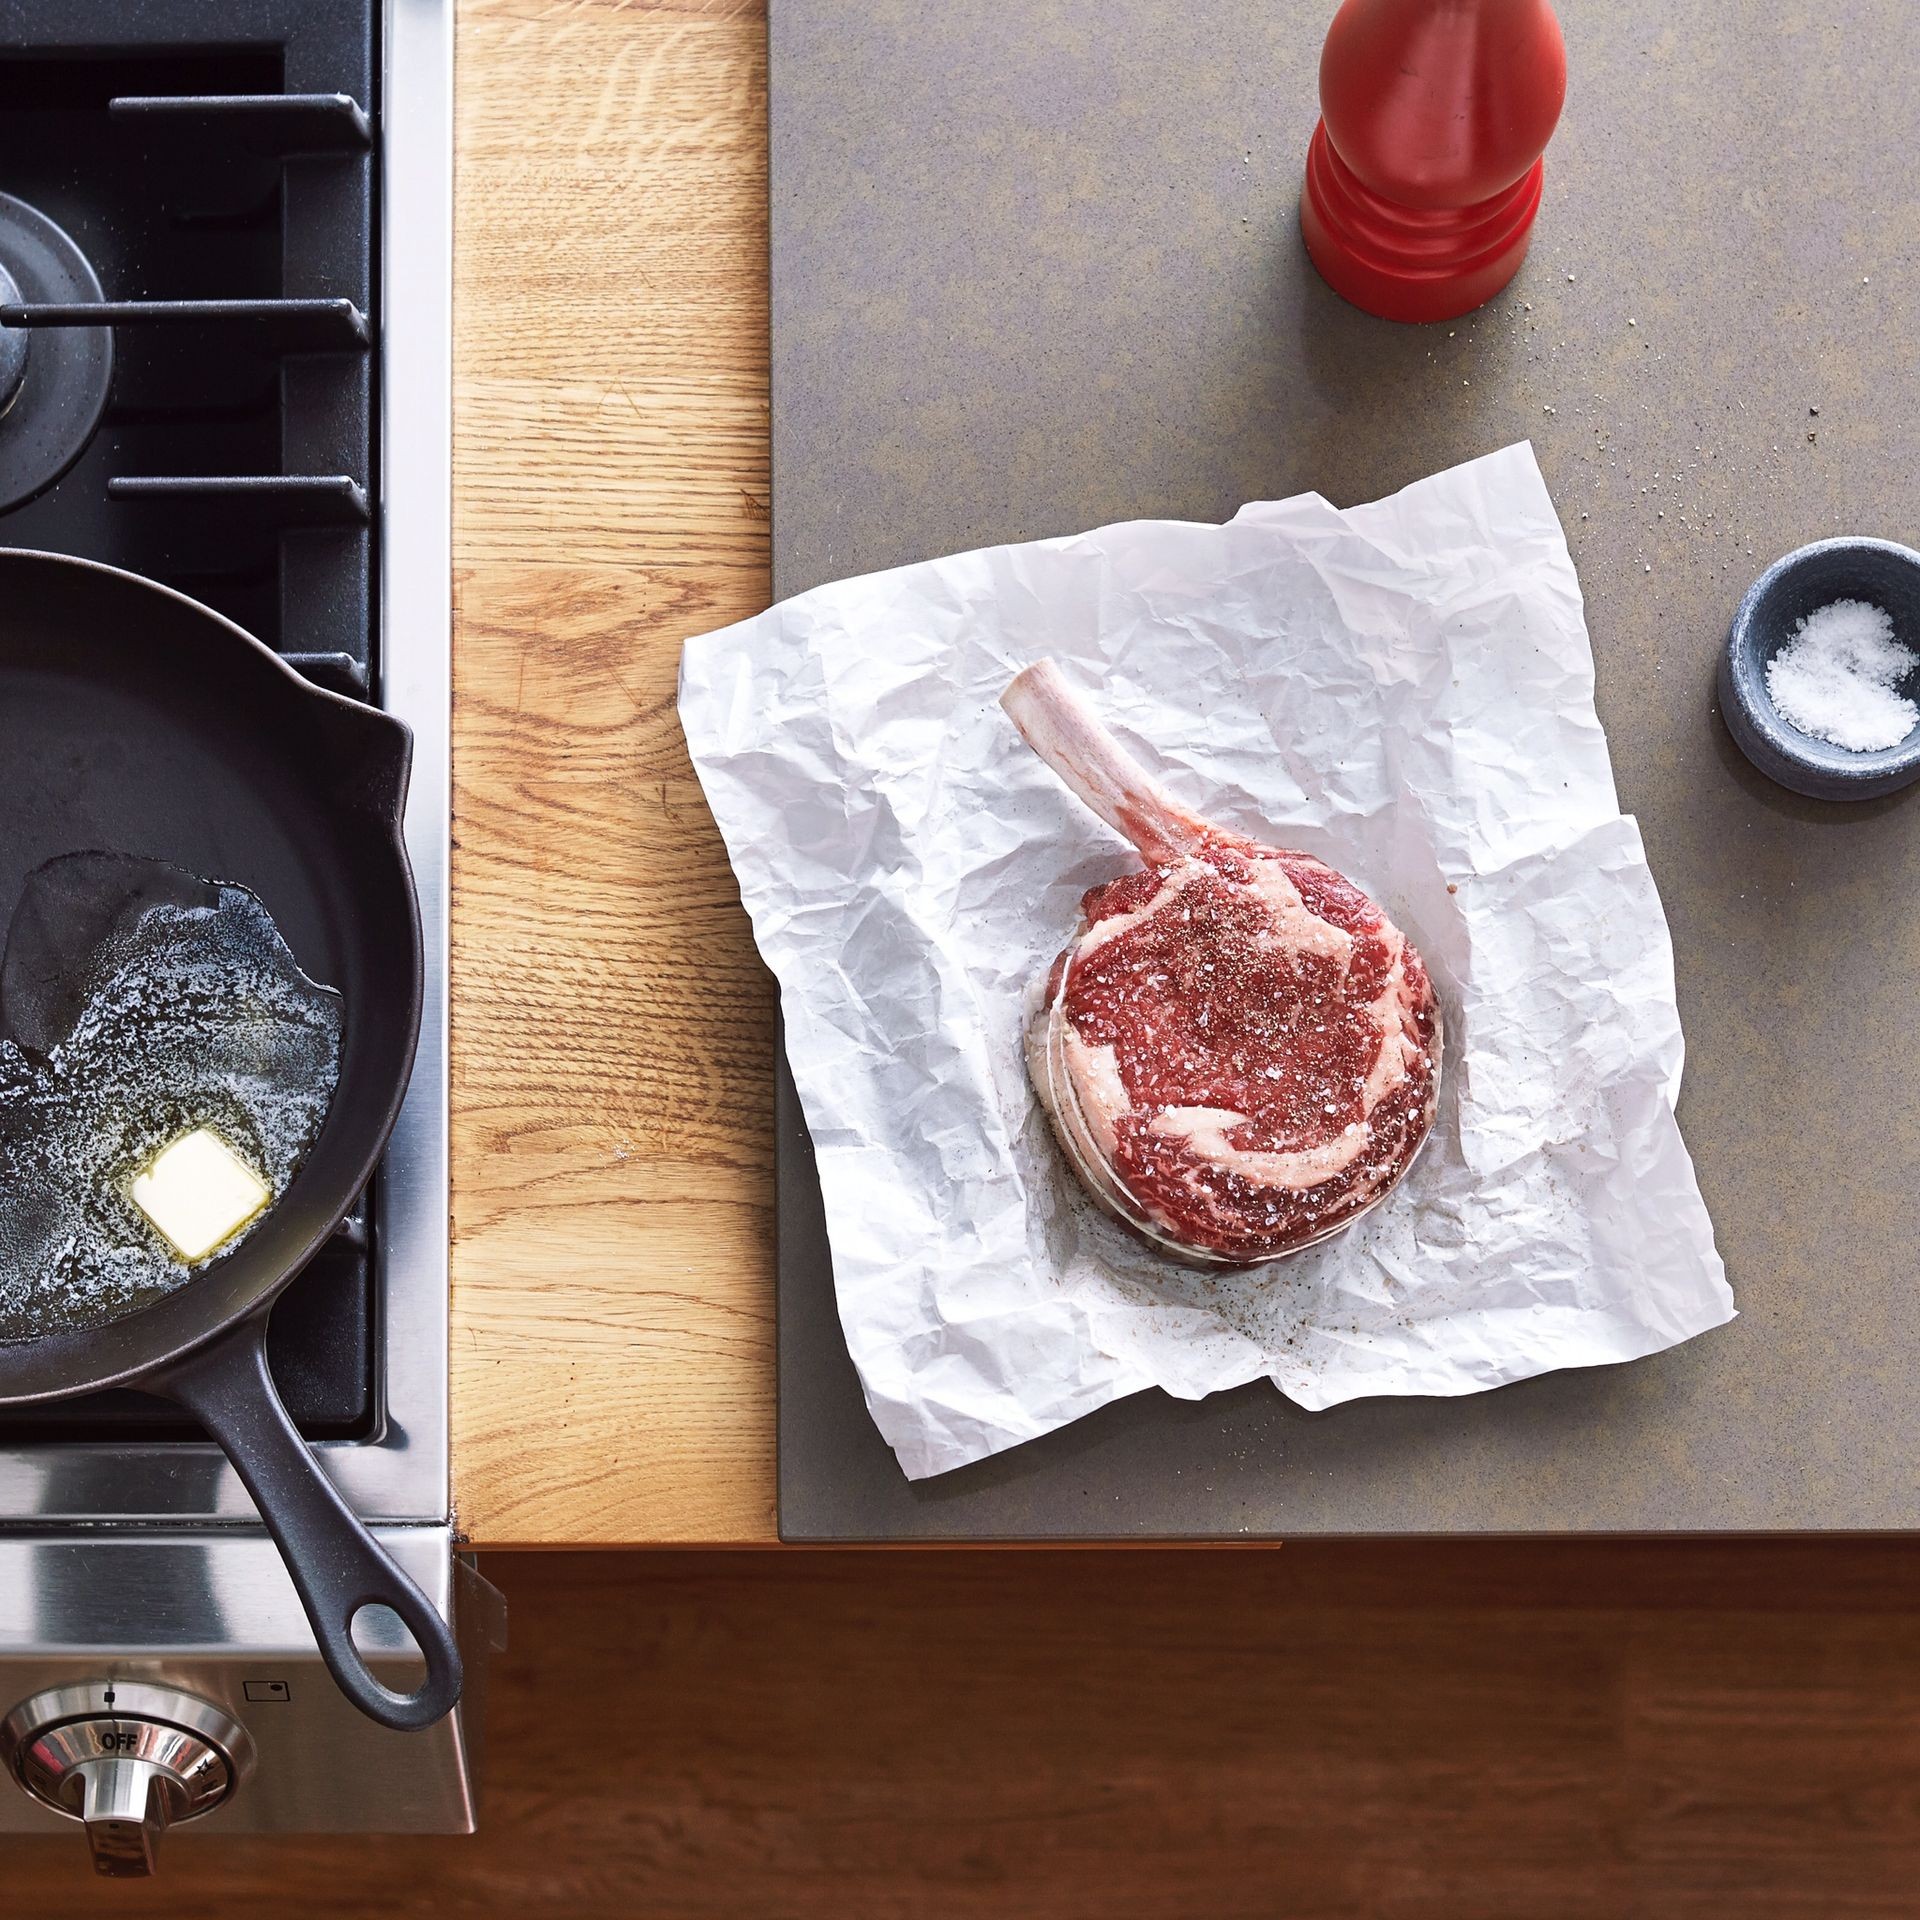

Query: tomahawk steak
left=1003, top=660, right=1441, bottom=1265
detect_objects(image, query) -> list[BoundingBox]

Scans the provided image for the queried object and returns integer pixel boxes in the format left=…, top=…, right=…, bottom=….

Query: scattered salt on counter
left=1765, top=598, right=1918, bottom=752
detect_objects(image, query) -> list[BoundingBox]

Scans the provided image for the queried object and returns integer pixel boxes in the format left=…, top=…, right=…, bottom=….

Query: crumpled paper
left=679, top=443, right=1734, bottom=1481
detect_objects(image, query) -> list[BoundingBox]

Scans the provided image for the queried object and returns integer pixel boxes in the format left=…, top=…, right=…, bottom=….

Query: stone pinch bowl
left=1719, top=536, right=1920, bottom=802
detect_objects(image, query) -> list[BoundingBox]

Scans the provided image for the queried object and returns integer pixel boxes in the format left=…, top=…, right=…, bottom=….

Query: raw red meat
left=1003, top=659, right=1440, bottom=1265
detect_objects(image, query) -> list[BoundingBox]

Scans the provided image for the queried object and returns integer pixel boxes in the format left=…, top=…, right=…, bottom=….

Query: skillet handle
left=154, top=1318, right=463, bottom=1732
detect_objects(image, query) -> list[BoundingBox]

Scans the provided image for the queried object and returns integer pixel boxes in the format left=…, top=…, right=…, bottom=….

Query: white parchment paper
left=679, top=444, right=1734, bottom=1480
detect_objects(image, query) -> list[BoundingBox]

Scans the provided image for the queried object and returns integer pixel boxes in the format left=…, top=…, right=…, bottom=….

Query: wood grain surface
left=450, top=0, right=777, bottom=1543
left=9, top=1544, right=1920, bottom=1915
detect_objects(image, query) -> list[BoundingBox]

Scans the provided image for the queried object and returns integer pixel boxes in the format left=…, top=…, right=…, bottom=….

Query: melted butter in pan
left=0, top=852, right=343, bottom=1343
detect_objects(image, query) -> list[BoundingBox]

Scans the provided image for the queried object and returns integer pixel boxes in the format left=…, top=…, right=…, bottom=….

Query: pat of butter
left=130, top=1128, right=270, bottom=1264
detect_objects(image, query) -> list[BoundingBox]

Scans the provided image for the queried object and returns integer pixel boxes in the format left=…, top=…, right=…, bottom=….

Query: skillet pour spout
left=298, top=678, right=414, bottom=831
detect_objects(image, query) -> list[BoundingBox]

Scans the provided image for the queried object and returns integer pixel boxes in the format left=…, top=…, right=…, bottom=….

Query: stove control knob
left=1, top=1684, right=255, bottom=1877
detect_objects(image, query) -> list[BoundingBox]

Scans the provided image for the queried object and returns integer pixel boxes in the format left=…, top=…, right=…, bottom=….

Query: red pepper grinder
left=1300, top=0, right=1567, bottom=324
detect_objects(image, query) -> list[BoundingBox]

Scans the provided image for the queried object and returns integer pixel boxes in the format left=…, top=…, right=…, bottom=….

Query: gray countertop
left=770, top=0, right=1920, bottom=1538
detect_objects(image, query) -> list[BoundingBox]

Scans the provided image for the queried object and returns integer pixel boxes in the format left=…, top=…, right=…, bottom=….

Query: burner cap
left=0, top=265, right=26, bottom=414
left=0, top=194, right=113, bottom=512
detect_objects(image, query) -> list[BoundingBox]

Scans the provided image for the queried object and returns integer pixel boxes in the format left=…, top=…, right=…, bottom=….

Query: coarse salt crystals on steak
left=1003, top=659, right=1441, bottom=1265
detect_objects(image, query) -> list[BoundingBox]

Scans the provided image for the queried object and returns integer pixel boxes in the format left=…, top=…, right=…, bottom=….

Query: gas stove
left=0, top=0, right=493, bottom=1870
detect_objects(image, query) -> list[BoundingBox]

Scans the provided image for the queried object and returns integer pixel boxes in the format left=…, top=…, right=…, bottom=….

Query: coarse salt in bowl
left=1720, top=536, right=1920, bottom=801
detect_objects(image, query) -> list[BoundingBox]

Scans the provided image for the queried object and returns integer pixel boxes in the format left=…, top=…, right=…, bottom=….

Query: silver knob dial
left=1, top=1683, right=255, bottom=1877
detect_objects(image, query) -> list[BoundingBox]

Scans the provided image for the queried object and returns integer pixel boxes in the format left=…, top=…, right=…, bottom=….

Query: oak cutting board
left=769, top=0, right=1920, bottom=1539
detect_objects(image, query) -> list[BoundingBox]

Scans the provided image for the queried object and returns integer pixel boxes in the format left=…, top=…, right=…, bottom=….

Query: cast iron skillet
left=0, top=549, right=460, bottom=1731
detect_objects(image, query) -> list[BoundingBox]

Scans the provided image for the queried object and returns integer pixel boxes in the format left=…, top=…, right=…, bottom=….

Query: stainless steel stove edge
left=0, top=0, right=455, bottom=1530
left=0, top=1525, right=497, bottom=1835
